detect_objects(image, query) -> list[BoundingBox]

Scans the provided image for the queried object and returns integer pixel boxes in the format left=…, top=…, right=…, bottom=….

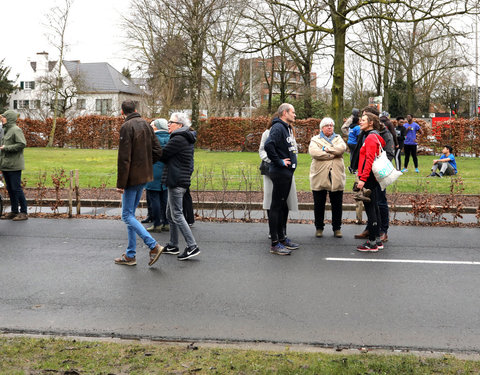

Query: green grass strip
left=21, top=148, right=480, bottom=194
left=1, top=336, right=480, bottom=374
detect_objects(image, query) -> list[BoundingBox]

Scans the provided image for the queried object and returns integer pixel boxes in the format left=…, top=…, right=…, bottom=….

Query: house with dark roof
left=8, top=52, right=145, bottom=119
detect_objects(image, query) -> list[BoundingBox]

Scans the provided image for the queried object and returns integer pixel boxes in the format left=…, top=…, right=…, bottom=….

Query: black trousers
left=404, top=144, right=418, bottom=169
left=183, top=187, right=194, bottom=225
left=269, top=172, right=293, bottom=243
left=363, top=177, right=380, bottom=242
left=312, top=190, right=343, bottom=231
left=3, top=170, right=27, bottom=214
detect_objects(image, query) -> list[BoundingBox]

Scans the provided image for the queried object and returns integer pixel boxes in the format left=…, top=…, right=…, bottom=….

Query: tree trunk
left=331, top=19, right=347, bottom=134
left=302, top=66, right=312, bottom=118
left=406, top=69, right=415, bottom=114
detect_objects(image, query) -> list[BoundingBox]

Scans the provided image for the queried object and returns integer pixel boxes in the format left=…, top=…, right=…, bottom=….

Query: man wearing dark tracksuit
left=264, top=103, right=300, bottom=256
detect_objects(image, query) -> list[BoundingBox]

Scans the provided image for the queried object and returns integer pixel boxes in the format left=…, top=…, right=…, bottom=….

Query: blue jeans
left=166, top=186, right=196, bottom=249
left=122, top=184, right=157, bottom=258
left=2, top=170, right=27, bottom=214
left=146, top=189, right=168, bottom=226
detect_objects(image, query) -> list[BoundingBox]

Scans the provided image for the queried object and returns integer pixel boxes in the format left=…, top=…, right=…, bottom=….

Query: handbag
left=259, top=160, right=270, bottom=176
left=371, top=135, right=402, bottom=190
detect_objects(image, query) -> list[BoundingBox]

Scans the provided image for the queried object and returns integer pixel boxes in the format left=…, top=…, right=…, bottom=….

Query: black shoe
left=178, top=245, right=200, bottom=260
left=163, top=244, right=180, bottom=255
left=141, top=217, right=152, bottom=224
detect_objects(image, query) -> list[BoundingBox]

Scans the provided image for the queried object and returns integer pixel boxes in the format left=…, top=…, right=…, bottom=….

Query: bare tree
left=124, top=0, right=227, bottom=126
left=270, top=0, right=476, bottom=131
left=203, top=0, right=244, bottom=116
left=44, top=0, right=74, bottom=147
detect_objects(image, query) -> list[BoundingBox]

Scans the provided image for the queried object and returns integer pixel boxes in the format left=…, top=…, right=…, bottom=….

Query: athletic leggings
left=394, top=147, right=402, bottom=170
left=403, top=144, right=418, bottom=169
left=269, top=172, right=293, bottom=243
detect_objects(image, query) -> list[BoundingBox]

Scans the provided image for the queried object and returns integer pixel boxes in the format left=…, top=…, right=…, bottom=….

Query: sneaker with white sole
left=356, top=242, right=379, bottom=252
left=280, top=237, right=300, bottom=250
left=177, top=245, right=200, bottom=260
left=163, top=244, right=180, bottom=255
left=270, top=242, right=291, bottom=255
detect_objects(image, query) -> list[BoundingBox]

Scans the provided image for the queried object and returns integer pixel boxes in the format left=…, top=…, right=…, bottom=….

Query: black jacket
left=264, top=118, right=297, bottom=174
left=159, top=127, right=196, bottom=188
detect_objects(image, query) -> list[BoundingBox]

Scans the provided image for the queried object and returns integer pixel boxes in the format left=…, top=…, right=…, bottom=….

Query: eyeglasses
left=168, top=120, right=182, bottom=125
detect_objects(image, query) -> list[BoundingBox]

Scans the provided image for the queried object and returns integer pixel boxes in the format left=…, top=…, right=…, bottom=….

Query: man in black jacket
left=159, top=112, right=200, bottom=260
left=264, top=103, right=300, bottom=255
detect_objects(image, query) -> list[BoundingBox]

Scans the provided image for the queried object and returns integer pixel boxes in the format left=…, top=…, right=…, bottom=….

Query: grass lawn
left=21, top=148, right=480, bottom=194
left=1, top=336, right=480, bottom=374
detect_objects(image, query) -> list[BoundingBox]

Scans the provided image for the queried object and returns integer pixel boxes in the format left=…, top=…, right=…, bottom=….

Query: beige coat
left=308, top=134, right=347, bottom=192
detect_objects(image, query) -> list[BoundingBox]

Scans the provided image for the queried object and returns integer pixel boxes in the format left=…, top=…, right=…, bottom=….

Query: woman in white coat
left=259, top=123, right=298, bottom=239
left=308, top=117, right=346, bottom=238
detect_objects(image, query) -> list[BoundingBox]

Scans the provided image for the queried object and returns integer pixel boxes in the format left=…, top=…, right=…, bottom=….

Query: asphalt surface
left=1, top=218, right=479, bottom=352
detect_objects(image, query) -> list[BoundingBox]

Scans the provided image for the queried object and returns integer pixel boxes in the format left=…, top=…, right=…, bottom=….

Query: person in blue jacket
left=341, top=108, right=361, bottom=173
left=145, top=119, right=170, bottom=232
left=264, top=103, right=300, bottom=256
left=428, top=145, right=457, bottom=177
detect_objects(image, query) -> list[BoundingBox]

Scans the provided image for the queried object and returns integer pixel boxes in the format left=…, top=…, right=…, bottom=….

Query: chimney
left=36, top=51, right=49, bottom=74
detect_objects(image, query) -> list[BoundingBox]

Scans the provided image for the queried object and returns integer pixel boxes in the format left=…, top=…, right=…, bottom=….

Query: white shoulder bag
left=371, top=135, right=402, bottom=190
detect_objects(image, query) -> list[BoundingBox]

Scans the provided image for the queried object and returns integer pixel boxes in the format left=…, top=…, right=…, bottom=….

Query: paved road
left=1, top=218, right=479, bottom=352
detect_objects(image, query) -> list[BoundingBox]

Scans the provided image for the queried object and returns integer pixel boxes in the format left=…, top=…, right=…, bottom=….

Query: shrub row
left=16, top=115, right=480, bottom=155
left=18, top=116, right=124, bottom=149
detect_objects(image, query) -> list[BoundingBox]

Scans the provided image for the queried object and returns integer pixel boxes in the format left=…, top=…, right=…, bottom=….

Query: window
left=18, top=100, right=30, bottom=109
left=20, top=81, right=35, bottom=90
left=95, top=99, right=112, bottom=115
left=32, top=100, right=41, bottom=109
left=24, top=81, right=35, bottom=90
left=77, top=99, right=86, bottom=110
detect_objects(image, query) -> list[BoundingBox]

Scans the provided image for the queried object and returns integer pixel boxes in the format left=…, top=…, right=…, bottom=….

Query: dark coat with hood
left=0, top=110, right=26, bottom=171
left=350, top=124, right=394, bottom=172
left=159, top=127, right=196, bottom=188
left=116, top=112, right=163, bottom=189
left=264, top=117, right=297, bottom=176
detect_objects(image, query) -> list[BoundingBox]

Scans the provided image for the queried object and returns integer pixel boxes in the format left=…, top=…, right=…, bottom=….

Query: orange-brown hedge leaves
left=16, top=115, right=480, bottom=155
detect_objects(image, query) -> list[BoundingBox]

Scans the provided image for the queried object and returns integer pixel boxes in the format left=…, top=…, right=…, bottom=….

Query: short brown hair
left=121, top=100, right=136, bottom=115
left=362, top=106, right=380, bottom=116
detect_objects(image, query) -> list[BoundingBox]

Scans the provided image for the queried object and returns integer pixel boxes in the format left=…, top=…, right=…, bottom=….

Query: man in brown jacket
left=114, top=100, right=164, bottom=266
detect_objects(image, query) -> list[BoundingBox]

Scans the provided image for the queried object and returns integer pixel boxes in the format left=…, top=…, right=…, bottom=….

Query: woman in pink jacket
left=356, top=112, right=386, bottom=252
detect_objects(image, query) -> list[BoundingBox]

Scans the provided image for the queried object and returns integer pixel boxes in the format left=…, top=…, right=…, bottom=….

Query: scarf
left=320, top=131, right=337, bottom=144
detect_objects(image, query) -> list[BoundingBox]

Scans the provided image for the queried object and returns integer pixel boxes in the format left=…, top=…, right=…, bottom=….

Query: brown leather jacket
left=116, top=112, right=163, bottom=189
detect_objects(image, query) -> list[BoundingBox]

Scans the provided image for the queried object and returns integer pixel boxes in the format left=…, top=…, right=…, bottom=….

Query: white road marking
left=325, top=258, right=480, bottom=265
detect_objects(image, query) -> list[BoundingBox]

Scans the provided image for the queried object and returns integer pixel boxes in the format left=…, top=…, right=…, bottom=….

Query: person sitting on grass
left=428, top=145, right=457, bottom=178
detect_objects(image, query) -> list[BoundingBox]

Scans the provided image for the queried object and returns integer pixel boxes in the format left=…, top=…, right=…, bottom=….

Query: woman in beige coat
left=308, top=117, right=347, bottom=238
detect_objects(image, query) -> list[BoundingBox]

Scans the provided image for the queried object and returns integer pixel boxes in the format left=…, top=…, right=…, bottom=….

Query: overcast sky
left=2, top=0, right=132, bottom=80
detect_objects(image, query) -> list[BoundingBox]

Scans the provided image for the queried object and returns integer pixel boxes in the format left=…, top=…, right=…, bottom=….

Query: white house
left=9, top=52, right=145, bottom=119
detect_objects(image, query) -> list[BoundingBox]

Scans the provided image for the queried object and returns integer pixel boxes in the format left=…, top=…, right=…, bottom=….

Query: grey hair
left=320, top=117, right=335, bottom=130
left=171, top=112, right=191, bottom=128
left=277, top=103, right=294, bottom=118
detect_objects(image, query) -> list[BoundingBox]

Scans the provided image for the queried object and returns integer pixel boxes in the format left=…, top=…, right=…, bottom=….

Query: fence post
left=75, top=169, right=80, bottom=215
left=68, top=170, right=73, bottom=218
